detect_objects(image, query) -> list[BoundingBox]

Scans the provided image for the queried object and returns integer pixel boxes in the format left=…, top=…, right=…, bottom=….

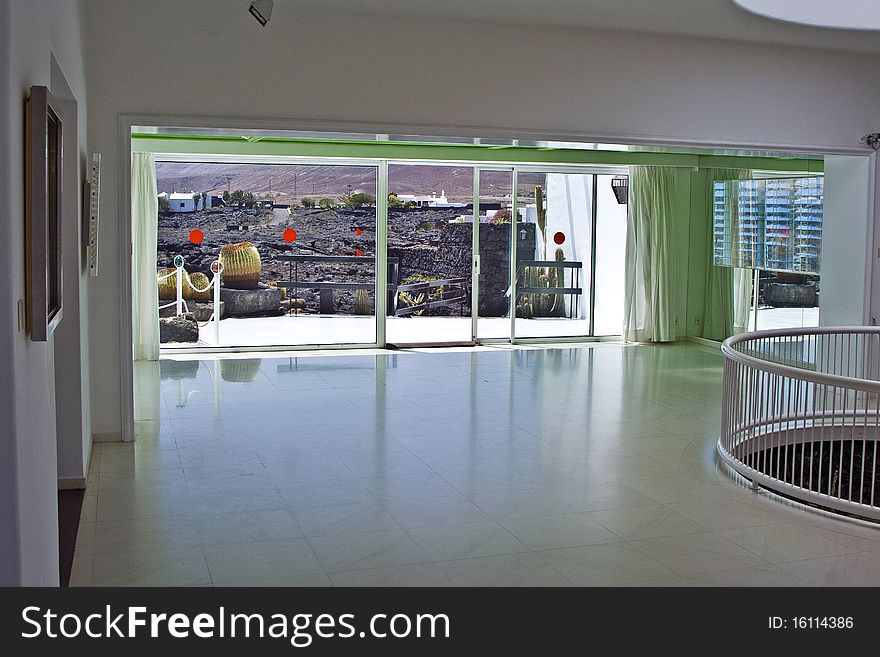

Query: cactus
left=520, top=250, right=566, bottom=318
left=219, top=241, right=261, bottom=289
left=535, top=185, right=547, bottom=259
left=522, top=265, right=550, bottom=317
left=157, top=267, right=177, bottom=300
left=354, top=289, right=372, bottom=315
left=186, top=272, right=212, bottom=302
left=550, top=247, right=566, bottom=317
left=157, top=268, right=212, bottom=301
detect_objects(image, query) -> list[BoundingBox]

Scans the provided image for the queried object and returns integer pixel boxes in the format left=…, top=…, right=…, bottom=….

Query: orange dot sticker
left=356, top=249, right=363, bottom=257
left=283, top=228, right=297, bottom=243
left=189, top=229, right=204, bottom=244
left=553, top=231, right=566, bottom=245
left=355, top=228, right=363, bottom=236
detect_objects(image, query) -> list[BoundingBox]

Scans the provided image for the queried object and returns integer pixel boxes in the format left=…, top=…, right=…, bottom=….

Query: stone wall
left=387, top=222, right=536, bottom=317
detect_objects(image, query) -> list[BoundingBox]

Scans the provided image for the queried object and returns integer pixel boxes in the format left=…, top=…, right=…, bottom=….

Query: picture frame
left=24, top=85, right=64, bottom=341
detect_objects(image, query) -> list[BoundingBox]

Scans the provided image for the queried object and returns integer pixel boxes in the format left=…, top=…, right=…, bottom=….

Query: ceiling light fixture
left=249, top=0, right=273, bottom=27
left=733, top=0, right=880, bottom=31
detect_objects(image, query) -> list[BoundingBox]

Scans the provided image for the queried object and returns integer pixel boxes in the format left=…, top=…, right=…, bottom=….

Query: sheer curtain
left=131, top=152, right=159, bottom=360
left=623, top=166, right=676, bottom=343
left=702, top=168, right=752, bottom=340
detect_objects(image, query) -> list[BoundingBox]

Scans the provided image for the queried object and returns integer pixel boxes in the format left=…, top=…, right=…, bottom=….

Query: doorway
left=149, top=157, right=629, bottom=352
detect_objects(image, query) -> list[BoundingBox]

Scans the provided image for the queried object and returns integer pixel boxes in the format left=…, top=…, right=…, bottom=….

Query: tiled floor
left=71, top=343, right=880, bottom=586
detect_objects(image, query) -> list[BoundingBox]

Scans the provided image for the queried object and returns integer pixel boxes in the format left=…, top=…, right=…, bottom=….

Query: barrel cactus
left=157, top=268, right=213, bottom=301
left=186, top=272, right=213, bottom=302
left=354, top=289, right=372, bottom=315
left=157, top=267, right=178, bottom=300
left=219, top=241, right=261, bottom=289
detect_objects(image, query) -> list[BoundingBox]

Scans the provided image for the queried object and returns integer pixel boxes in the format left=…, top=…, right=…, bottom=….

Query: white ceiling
left=290, top=0, right=880, bottom=55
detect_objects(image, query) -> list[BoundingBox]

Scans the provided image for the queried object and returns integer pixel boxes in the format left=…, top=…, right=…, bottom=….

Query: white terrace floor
left=163, top=306, right=818, bottom=350
left=71, top=342, right=880, bottom=587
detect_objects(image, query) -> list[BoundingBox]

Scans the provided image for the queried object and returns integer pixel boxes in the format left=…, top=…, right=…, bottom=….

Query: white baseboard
left=687, top=336, right=722, bottom=349
left=92, top=431, right=123, bottom=443
left=58, top=477, right=86, bottom=490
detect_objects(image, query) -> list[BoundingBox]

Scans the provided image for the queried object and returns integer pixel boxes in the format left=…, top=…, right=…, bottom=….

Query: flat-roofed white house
left=160, top=191, right=210, bottom=212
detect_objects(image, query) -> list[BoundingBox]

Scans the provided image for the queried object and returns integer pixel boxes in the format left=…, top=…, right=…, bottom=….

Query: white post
left=211, top=259, right=223, bottom=346
left=175, top=268, right=183, bottom=316
left=173, top=254, right=185, bottom=316
left=752, top=268, right=760, bottom=332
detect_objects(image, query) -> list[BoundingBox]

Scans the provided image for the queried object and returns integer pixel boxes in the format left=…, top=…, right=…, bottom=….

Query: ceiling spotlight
left=249, top=0, right=273, bottom=27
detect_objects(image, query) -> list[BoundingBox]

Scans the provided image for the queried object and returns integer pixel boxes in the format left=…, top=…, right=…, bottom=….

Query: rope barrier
left=181, top=269, right=214, bottom=293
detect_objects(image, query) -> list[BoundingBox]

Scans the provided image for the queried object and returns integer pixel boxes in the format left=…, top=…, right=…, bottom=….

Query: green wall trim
left=698, top=154, right=824, bottom=173
left=131, top=133, right=822, bottom=171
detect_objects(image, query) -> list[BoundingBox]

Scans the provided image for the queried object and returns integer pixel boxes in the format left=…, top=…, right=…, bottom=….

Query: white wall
left=822, top=156, right=875, bottom=327
left=52, top=55, right=92, bottom=489
left=0, top=0, right=89, bottom=586
left=85, top=0, right=880, bottom=437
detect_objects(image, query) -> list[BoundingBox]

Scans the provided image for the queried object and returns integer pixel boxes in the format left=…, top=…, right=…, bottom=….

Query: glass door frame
left=471, top=166, right=517, bottom=343
left=471, top=164, right=625, bottom=345
left=153, top=153, right=388, bottom=353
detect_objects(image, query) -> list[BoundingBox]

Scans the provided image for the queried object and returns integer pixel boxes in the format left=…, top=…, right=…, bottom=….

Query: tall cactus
left=550, top=247, right=566, bottom=317
left=535, top=185, right=547, bottom=259
left=524, top=265, right=554, bottom=317
left=219, top=241, right=261, bottom=289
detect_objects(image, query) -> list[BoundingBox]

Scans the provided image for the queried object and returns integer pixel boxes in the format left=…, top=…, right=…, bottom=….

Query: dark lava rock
left=159, top=316, right=198, bottom=343
left=187, top=301, right=224, bottom=322
left=220, top=286, right=282, bottom=316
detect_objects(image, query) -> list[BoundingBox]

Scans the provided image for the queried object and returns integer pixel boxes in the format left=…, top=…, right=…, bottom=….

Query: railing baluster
left=718, top=327, right=880, bottom=521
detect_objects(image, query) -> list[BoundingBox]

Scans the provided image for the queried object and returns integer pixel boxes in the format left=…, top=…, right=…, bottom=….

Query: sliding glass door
left=154, top=160, right=380, bottom=349
left=513, top=171, right=592, bottom=339
left=508, top=170, right=627, bottom=340
left=154, top=156, right=627, bottom=352
left=473, top=168, right=515, bottom=341
left=385, top=163, right=473, bottom=346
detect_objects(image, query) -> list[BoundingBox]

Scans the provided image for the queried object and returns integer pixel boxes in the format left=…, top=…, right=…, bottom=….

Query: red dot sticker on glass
left=356, top=249, right=363, bottom=257
left=553, top=232, right=566, bottom=245
left=355, top=228, right=363, bottom=236
left=283, top=228, right=297, bottom=243
left=189, top=229, right=204, bottom=245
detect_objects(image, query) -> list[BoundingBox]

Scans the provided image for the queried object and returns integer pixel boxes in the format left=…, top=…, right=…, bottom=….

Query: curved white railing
left=719, top=327, right=880, bottom=521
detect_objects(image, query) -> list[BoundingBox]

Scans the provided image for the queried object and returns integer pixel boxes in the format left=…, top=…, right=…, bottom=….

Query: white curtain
left=623, top=166, right=676, bottom=343
left=131, top=152, right=159, bottom=360
left=733, top=267, right=753, bottom=334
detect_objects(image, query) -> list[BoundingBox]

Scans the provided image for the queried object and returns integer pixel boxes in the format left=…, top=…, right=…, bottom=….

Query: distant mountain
left=156, top=162, right=544, bottom=203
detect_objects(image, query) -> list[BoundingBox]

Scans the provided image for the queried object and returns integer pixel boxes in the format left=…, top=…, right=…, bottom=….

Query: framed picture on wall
left=24, top=85, right=64, bottom=341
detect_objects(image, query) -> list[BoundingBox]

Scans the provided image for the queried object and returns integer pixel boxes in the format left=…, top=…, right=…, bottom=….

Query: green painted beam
left=698, top=154, right=823, bottom=173
left=131, top=133, right=822, bottom=171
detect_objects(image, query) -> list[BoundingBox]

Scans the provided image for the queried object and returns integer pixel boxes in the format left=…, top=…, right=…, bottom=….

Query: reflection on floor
left=161, top=315, right=598, bottom=349
left=71, top=343, right=880, bottom=586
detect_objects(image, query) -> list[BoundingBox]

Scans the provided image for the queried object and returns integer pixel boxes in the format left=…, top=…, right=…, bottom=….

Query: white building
left=397, top=190, right=466, bottom=208
left=160, top=191, right=209, bottom=212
